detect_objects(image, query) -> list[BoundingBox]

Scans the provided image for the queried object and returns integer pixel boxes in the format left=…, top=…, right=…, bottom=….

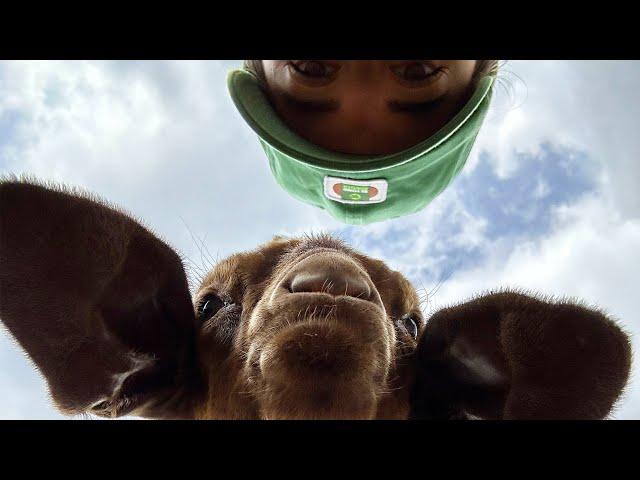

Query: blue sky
left=1, top=60, right=639, bottom=419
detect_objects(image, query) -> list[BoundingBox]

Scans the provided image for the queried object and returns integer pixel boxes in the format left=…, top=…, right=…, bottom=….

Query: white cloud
left=470, top=60, right=640, bottom=218
left=534, top=177, right=550, bottom=199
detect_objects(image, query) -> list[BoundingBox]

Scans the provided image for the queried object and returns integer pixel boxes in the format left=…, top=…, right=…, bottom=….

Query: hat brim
left=228, top=67, right=494, bottom=173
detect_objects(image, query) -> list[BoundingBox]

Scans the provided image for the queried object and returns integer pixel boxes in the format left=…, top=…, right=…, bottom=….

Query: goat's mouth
left=245, top=296, right=394, bottom=419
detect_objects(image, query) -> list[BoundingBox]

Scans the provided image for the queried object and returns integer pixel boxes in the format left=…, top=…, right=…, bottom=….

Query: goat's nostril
left=289, top=271, right=371, bottom=299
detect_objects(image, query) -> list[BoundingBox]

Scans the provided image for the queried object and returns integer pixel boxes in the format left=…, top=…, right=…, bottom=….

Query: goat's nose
left=290, top=269, right=371, bottom=299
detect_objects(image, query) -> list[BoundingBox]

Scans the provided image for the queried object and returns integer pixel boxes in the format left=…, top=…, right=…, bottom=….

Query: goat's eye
left=197, top=294, right=228, bottom=321
left=401, top=314, right=419, bottom=340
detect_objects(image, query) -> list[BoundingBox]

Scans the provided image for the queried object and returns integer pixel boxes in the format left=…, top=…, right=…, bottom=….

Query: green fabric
left=228, top=67, right=494, bottom=225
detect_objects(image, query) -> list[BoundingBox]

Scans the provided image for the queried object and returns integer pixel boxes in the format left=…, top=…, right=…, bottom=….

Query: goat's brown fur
left=0, top=179, right=632, bottom=419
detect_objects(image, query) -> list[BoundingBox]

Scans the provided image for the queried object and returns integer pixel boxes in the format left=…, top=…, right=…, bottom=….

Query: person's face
left=261, top=60, right=478, bottom=155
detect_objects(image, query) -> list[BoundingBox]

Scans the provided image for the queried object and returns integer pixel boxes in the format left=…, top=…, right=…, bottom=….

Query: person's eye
left=197, top=294, right=233, bottom=321
left=400, top=314, right=419, bottom=340
left=290, top=61, right=337, bottom=78
left=392, top=62, right=443, bottom=82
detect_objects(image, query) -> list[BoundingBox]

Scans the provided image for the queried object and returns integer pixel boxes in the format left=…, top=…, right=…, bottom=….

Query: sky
left=0, top=60, right=638, bottom=419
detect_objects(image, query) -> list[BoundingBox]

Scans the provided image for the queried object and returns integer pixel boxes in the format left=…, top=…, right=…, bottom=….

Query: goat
left=0, top=179, right=632, bottom=419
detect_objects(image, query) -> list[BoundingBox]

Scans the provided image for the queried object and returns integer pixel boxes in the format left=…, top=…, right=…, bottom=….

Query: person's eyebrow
left=280, top=91, right=340, bottom=113
left=387, top=95, right=447, bottom=114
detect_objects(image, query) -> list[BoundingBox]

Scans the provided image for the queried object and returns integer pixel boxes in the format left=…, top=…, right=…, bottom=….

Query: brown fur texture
left=0, top=179, right=633, bottom=419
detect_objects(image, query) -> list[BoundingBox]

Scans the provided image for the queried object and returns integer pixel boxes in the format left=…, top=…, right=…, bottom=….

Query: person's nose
left=339, top=88, right=387, bottom=131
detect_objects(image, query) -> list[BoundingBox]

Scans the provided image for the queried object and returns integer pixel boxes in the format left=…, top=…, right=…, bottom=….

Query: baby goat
left=0, top=180, right=632, bottom=419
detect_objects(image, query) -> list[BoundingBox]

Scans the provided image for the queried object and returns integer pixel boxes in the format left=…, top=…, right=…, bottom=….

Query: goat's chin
left=255, top=321, right=386, bottom=419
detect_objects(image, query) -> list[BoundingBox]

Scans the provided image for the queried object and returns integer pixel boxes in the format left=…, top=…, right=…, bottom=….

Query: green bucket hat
left=228, top=67, right=494, bottom=225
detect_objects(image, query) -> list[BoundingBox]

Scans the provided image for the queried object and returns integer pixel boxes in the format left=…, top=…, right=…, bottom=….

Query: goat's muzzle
left=245, top=250, right=395, bottom=419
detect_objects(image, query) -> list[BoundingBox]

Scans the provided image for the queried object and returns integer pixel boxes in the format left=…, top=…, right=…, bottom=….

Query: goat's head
left=194, top=234, right=421, bottom=419
left=0, top=179, right=633, bottom=420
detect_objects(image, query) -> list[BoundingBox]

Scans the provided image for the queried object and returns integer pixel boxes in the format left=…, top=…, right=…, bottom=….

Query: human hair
left=244, top=59, right=266, bottom=85
left=471, top=59, right=499, bottom=83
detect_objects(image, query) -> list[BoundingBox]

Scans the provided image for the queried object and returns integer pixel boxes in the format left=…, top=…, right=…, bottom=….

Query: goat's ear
left=409, top=291, right=632, bottom=420
left=0, top=179, right=203, bottom=418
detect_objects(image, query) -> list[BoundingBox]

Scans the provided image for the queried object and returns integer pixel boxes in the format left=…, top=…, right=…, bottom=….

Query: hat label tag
left=323, top=176, right=388, bottom=204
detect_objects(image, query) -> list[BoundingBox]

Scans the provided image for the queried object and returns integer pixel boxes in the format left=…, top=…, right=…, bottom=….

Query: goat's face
left=194, top=235, right=421, bottom=419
